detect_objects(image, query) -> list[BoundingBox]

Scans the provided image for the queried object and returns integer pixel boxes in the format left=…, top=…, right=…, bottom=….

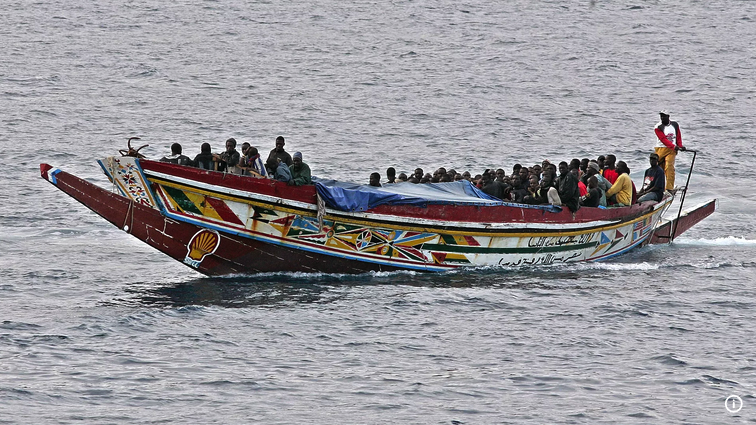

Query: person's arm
left=605, top=177, right=621, bottom=198
left=672, top=122, right=685, bottom=150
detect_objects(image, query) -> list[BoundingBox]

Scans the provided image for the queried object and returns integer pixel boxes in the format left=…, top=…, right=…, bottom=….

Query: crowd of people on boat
left=369, top=153, right=666, bottom=212
left=159, top=135, right=312, bottom=186
left=158, top=111, right=685, bottom=212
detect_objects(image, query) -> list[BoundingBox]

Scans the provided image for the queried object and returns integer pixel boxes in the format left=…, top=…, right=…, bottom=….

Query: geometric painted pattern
left=151, top=182, right=666, bottom=269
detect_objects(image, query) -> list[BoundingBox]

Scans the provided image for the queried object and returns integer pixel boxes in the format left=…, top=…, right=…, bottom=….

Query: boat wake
left=672, top=236, right=756, bottom=247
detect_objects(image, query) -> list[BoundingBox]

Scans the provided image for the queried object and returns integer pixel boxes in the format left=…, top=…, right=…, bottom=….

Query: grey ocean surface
left=1, top=1, right=755, bottom=423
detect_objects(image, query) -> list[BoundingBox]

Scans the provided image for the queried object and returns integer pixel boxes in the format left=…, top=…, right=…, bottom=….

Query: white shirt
left=655, top=122, right=677, bottom=148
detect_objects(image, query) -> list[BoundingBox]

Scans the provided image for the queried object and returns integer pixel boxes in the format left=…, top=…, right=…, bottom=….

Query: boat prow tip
left=40, top=163, right=53, bottom=179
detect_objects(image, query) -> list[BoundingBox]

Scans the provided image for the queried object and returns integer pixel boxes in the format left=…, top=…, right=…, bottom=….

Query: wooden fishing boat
left=39, top=153, right=716, bottom=276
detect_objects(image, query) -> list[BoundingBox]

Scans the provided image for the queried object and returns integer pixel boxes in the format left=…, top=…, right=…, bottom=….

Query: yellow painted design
left=183, top=191, right=224, bottom=221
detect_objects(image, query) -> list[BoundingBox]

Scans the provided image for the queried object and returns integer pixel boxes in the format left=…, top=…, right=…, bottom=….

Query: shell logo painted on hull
left=183, top=229, right=220, bottom=268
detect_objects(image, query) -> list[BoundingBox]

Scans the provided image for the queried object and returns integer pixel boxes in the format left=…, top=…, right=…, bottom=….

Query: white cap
left=659, top=110, right=670, bottom=116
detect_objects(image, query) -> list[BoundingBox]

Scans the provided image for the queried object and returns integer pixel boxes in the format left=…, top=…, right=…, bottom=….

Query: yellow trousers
left=654, top=147, right=676, bottom=190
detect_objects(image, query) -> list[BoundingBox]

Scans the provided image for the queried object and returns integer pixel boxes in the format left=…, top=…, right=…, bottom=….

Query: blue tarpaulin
left=313, top=178, right=562, bottom=213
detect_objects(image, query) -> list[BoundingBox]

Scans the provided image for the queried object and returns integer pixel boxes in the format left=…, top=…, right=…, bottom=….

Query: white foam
left=673, top=236, right=756, bottom=247
left=574, top=262, right=660, bottom=271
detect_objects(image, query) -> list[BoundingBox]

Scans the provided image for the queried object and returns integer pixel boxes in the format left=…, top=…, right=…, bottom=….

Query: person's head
left=275, top=136, right=285, bottom=151
left=495, top=168, right=506, bottom=180
left=408, top=176, right=419, bottom=184
left=597, top=155, right=605, bottom=169
left=440, top=173, right=452, bottom=182
left=454, top=173, right=463, bottom=181
left=201, top=142, right=211, bottom=154
left=292, top=151, right=303, bottom=167
left=541, top=160, right=551, bottom=170
left=398, top=172, right=408, bottom=181
left=649, top=152, right=659, bottom=168
left=570, top=168, right=580, bottom=180
left=588, top=175, right=598, bottom=189
left=660, top=110, right=670, bottom=126
left=225, top=138, right=237, bottom=151
left=170, top=143, right=182, bottom=155
left=414, top=168, right=423, bottom=179
left=540, top=173, right=553, bottom=188
left=247, top=146, right=258, bottom=157
left=241, top=142, right=250, bottom=155
left=462, top=171, right=471, bottom=181
left=569, top=158, right=581, bottom=170
left=369, top=172, right=381, bottom=187
left=529, top=175, right=539, bottom=189
left=519, top=166, right=529, bottom=181
left=587, top=160, right=600, bottom=176
left=437, top=167, right=447, bottom=176
left=558, top=161, right=569, bottom=176
left=616, top=161, right=629, bottom=175
left=420, top=173, right=431, bottom=183
left=533, top=164, right=542, bottom=176
left=580, top=158, right=590, bottom=172
left=386, top=167, right=396, bottom=180
left=605, top=154, right=616, bottom=168
left=513, top=163, right=522, bottom=174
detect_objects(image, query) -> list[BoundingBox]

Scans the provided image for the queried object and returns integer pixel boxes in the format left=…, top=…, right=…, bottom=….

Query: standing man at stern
left=654, top=110, right=685, bottom=190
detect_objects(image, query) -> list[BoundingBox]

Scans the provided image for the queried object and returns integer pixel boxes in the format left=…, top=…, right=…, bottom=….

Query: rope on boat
left=122, top=199, right=134, bottom=234
left=316, top=193, right=326, bottom=232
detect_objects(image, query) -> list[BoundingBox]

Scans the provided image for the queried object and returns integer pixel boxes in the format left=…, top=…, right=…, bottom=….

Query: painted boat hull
left=40, top=158, right=716, bottom=276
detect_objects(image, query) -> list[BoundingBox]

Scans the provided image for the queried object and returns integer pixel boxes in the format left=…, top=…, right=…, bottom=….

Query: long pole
left=669, top=149, right=698, bottom=243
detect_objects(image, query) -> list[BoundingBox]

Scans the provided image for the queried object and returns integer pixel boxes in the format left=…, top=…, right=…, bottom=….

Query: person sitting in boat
left=480, top=171, right=504, bottom=199
left=582, top=161, right=609, bottom=206
left=511, top=163, right=522, bottom=180
left=265, top=136, right=293, bottom=175
left=537, top=171, right=561, bottom=206
left=160, top=143, right=192, bottom=166
left=571, top=168, right=587, bottom=197
left=214, top=138, right=242, bottom=174
left=192, top=143, right=214, bottom=170
left=288, top=152, right=312, bottom=186
left=413, top=168, right=424, bottom=181
left=386, top=167, right=396, bottom=184
left=637, top=152, right=666, bottom=203
left=580, top=176, right=602, bottom=208
left=239, top=146, right=268, bottom=178
left=605, top=161, right=633, bottom=206
left=557, top=161, right=580, bottom=212
left=602, top=154, right=619, bottom=184
left=273, top=157, right=292, bottom=183
left=596, top=155, right=606, bottom=172
left=397, top=172, right=408, bottom=182
left=369, top=172, right=382, bottom=187
left=522, top=175, right=544, bottom=204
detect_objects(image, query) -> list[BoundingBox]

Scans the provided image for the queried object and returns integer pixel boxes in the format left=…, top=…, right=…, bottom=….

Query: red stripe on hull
left=43, top=166, right=408, bottom=276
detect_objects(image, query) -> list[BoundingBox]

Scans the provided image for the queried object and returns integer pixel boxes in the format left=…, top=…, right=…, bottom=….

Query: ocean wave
left=674, top=236, right=756, bottom=247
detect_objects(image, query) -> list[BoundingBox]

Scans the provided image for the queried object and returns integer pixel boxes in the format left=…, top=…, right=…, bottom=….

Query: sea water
left=1, top=1, right=755, bottom=423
